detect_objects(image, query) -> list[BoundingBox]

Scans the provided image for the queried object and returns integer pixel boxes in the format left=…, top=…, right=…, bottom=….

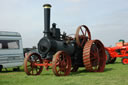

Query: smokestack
left=43, top=4, right=52, bottom=37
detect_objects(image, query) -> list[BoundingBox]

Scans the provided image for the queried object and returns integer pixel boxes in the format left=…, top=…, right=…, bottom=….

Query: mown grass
left=0, top=58, right=128, bottom=85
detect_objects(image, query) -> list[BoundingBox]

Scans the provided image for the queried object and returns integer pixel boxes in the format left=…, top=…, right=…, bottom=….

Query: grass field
left=0, top=58, right=128, bottom=85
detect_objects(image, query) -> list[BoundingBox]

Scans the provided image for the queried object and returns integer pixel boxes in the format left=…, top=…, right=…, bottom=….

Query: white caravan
left=0, top=31, right=24, bottom=71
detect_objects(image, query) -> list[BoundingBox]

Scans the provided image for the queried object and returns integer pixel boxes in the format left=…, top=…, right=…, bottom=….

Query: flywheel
left=75, top=25, right=91, bottom=47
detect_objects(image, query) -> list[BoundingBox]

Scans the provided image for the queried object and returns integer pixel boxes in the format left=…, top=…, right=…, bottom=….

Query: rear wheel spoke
left=80, top=28, right=85, bottom=36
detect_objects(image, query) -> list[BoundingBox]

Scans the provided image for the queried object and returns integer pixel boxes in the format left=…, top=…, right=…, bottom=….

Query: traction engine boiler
left=24, top=4, right=106, bottom=76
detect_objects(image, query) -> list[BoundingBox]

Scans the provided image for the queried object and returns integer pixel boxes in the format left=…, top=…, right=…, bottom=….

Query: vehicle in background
left=23, top=46, right=39, bottom=57
left=105, top=39, right=128, bottom=64
left=0, top=31, right=24, bottom=71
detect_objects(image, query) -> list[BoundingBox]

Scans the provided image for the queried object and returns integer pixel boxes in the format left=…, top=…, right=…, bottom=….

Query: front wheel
left=52, top=51, right=71, bottom=76
left=24, top=52, right=43, bottom=75
left=121, top=57, right=128, bottom=64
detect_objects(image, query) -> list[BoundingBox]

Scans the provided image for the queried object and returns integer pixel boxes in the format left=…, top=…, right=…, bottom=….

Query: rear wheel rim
left=83, top=40, right=106, bottom=72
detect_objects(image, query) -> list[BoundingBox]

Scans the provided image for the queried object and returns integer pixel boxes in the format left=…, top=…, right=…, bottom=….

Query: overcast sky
left=0, top=0, right=128, bottom=48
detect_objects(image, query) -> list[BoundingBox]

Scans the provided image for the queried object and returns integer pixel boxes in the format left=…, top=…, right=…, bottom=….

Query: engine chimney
left=43, top=4, right=52, bottom=37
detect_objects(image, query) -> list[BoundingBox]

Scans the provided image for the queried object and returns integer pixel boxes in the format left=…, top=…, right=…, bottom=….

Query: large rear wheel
left=109, top=57, right=116, bottom=64
left=83, top=40, right=106, bottom=72
left=105, top=49, right=111, bottom=64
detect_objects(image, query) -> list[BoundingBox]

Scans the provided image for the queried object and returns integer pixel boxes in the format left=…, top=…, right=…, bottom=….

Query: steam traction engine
left=105, top=40, right=128, bottom=64
left=24, top=4, right=106, bottom=76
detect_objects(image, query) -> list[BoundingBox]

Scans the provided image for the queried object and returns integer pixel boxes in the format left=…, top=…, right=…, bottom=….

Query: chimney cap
left=43, top=4, right=52, bottom=8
